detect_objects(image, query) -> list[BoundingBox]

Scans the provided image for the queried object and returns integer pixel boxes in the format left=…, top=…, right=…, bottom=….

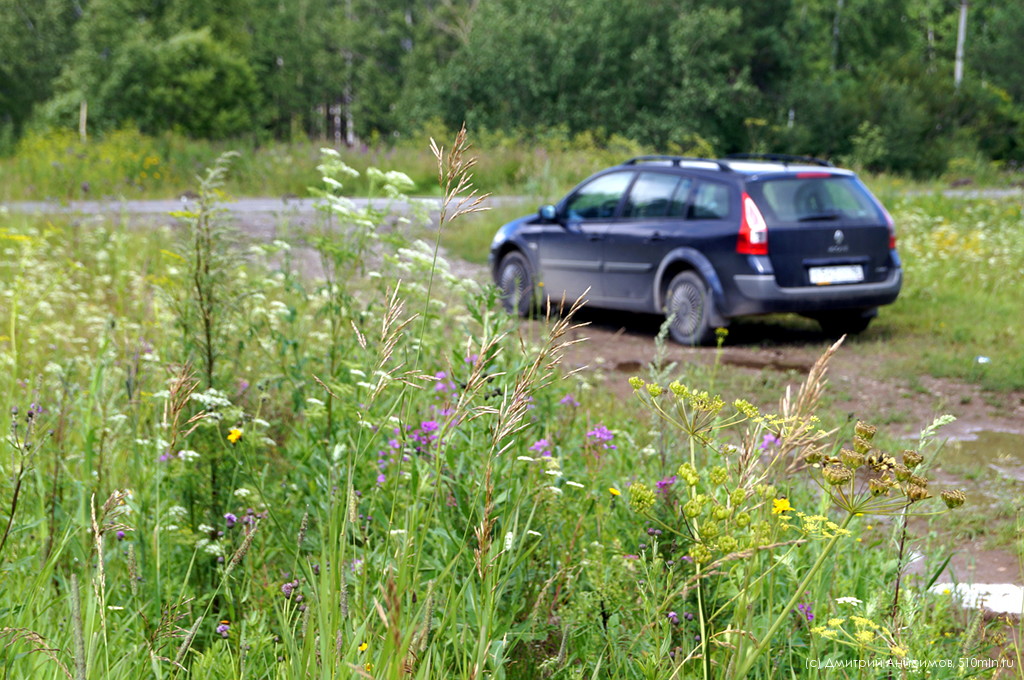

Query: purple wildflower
left=376, top=473, right=386, bottom=485
left=529, top=438, right=552, bottom=457
left=216, top=622, right=230, bottom=638
left=796, top=602, right=814, bottom=622
left=761, top=432, right=781, bottom=450
left=655, top=475, right=677, bottom=494
left=281, top=579, right=300, bottom=598
left=683, top=612, right=694, bottom=621
left=586, top=425, right=616, bottom=450
left=559, top=394, right=579, bottom=407
left=433, top=371, right=457, bottom=394
left=420, top=420, right=440, bottom=433
left=116, top=530, right=126, bottom=541
left=224, top=513, right=238, bottom=528
left=667, top=611, right=680, bottom=625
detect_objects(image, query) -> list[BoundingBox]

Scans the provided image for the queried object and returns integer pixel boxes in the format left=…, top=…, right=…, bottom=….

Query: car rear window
left=747, top=176, right=883, bottom=224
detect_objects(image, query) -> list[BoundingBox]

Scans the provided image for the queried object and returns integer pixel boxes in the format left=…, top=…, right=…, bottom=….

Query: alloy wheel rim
left=500, top=262, right=529, bottom=306
left=670, top=282, right=702, bottom=337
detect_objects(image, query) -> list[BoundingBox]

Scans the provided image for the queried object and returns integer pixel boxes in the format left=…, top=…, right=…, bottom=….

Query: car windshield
left=746, top=176, right=883, bottom=224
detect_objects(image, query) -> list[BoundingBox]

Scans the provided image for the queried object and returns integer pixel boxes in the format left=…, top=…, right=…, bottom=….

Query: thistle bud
left=729, top=488, right=747, bottom=506
left=855, top=421, right=877, bottom=441
left=902, top=450, right=923, bottom=469
left=688, top=544, right=712, bottom=563
left=906, top=484, right=931, bottom=502
left=628, top=483, right=656, bottom=514
left=867, top=449, right=895, bottom=471
left=941, top=489, right=966, bottom=509
left=716, top=535, right=738, bottom=553
left=823, top=464, right=854, bottom=486
left=804, top=450, right=824, bottom=465
left=677, top=462, right=699, bottom=486
left=840, top=448, right=865, bottom=469
left=868, top=477, right=891, bottom=496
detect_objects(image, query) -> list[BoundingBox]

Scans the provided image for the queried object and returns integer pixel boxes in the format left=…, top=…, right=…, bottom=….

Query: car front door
left=536, top=170, right=633, bottom=306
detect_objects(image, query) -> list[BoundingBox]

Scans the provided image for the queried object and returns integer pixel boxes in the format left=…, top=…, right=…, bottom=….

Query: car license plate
left=808, top=264, right=864, bottom=285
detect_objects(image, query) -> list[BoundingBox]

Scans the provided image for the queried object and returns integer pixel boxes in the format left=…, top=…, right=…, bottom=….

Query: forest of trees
left=2, top=0, right=1023, bottom=176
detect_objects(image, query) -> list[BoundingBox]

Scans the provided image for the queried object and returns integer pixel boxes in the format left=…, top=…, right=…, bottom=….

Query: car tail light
left=737, top=193, right=768, bottom=255
left=881, top=205, right=897, bottom=249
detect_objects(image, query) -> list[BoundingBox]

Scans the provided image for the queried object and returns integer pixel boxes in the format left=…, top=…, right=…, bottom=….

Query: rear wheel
left=665, top=271, right=716, bottom=345
left=497, top=251, right=535, bottom=317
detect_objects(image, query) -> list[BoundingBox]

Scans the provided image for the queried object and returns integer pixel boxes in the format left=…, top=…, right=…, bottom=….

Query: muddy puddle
left=937, top=429, right=1024, bottom=488
left=925, top=429, right=1024, bottom=614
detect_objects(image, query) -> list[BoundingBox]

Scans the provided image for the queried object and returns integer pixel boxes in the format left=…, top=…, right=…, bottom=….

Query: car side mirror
left=538, top=204, right=558, bottom=222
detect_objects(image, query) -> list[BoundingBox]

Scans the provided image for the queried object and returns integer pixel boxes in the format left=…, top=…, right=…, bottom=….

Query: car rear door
left=746, top=174, right=895, bottom=288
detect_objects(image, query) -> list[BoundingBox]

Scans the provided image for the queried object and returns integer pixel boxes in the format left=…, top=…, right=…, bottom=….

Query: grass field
left=0, top=133, right=1022, bottom=678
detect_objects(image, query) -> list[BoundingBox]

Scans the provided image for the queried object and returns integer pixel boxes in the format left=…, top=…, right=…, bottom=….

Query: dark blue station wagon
left=489, top=155, right=903, bottom=344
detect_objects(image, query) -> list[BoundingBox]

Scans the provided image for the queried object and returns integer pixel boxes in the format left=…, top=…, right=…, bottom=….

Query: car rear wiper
left=798, top=212, right=841, bottom=222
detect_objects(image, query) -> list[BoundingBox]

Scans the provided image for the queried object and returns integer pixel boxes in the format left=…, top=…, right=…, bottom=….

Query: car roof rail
left=723, top=153, right=834, bottom=168
left=624, top=155, right=732, bottom=172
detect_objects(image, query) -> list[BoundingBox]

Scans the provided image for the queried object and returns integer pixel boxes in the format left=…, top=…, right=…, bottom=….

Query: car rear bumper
left=730, top=269, right=902, bottom=316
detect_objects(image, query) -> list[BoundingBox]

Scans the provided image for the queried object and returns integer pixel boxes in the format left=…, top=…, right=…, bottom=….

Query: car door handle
left=645, top=231, right=666, bottom=243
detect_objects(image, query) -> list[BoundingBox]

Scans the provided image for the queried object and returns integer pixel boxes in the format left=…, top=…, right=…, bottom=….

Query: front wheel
left=497, top=251, right=535, bottom=317
left=664, top=271, right=716, bottom=346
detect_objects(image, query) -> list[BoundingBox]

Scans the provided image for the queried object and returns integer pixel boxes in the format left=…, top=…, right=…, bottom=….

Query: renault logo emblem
left=828, top=229, right=849, bottom=253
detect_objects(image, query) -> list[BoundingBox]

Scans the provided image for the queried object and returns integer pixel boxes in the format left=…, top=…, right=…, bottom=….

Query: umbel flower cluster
left=808, top=420, right=966, bottom=515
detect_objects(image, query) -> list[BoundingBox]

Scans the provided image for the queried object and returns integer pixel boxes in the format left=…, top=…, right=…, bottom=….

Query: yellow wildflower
left=227, top=428, right=243, bottom=443
left=772, top=498, right=794, bottom=515
left=358, top=642, right=368, bottom=652
left=609, top=487, right=621, bottom=497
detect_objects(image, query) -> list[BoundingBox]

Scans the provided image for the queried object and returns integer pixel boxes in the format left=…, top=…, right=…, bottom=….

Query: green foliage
left=4, top=0, right=1024, bottom=174
left=98, top=29, right=261, bottom=138
left=0, top=146, right=1018, bottom=678
left=0, top=0, right=78, bottom=151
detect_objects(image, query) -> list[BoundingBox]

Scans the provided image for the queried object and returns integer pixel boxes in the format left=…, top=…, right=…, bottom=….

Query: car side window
left=564, top=172, right=633, bottom=220
left=624, top=172, right=693, bottom=219
left=688, top=181, right=731, bottom=220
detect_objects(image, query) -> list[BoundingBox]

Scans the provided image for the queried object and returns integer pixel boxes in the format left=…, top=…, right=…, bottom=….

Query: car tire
left=816, top=310, right=874, bottom=338
left=665, top=271, right=716, bottom=346
left=497, top=251, right=535, bottom=317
